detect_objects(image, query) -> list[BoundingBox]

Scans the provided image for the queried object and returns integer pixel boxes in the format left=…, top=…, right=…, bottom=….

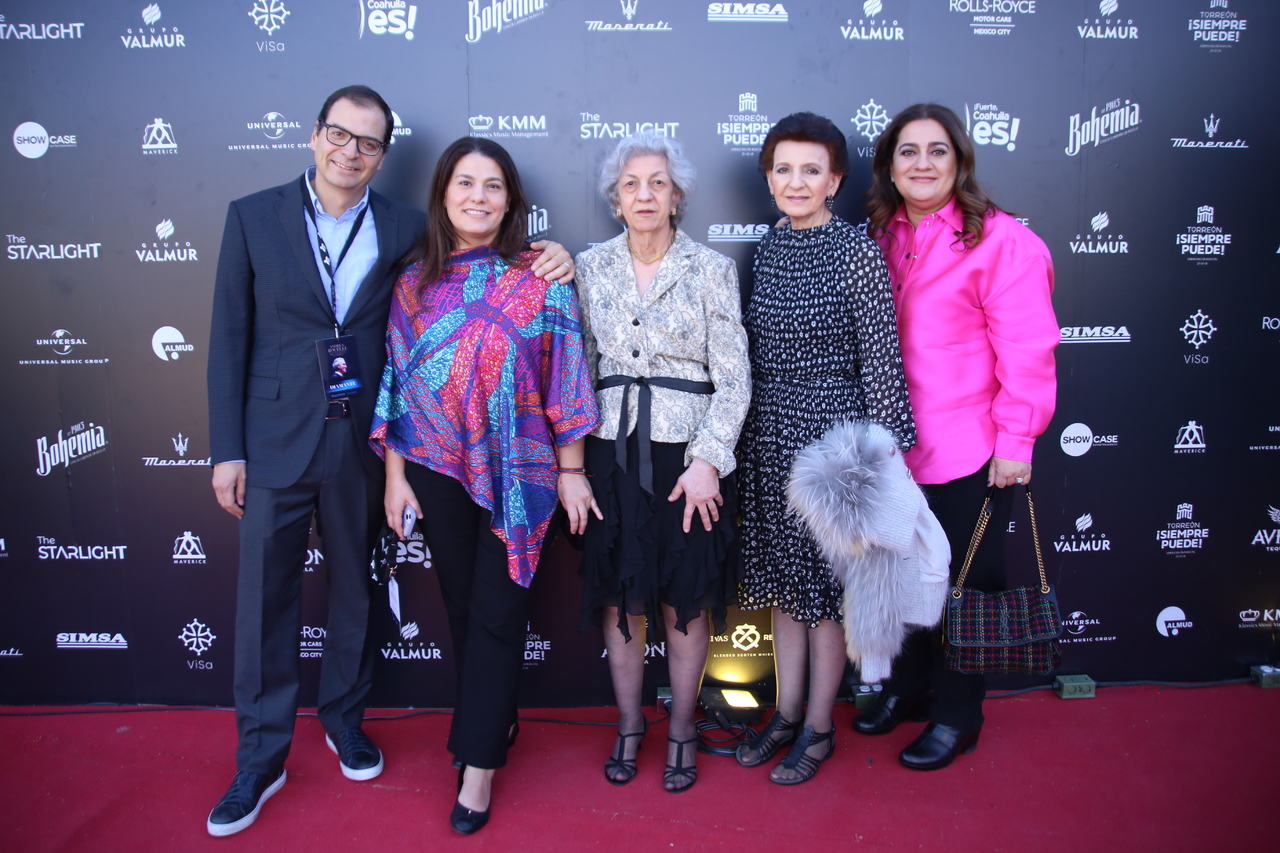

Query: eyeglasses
left=320, top=122, right=385, bottom=156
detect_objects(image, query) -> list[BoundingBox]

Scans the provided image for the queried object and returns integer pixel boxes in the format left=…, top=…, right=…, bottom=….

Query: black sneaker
left=205, top=769, right=286, bottom=837
left=325, top=727, right=384, bottom=781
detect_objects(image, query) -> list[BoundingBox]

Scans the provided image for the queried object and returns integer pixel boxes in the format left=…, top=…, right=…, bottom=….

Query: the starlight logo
left=151, top=326, right=194, bottom=361
left=1077, top=0, right=1137, bottom=39
left=1174, top=420, right=1206, bottom=454
left=1250, top=506, right=1280, bottom=552
left=580, top=114, right=679, bottom=140
left=249, top=0, right=290, bottom=35
left=1171, top=113, right=1247, bottom=149
left=964, top=103, right=1020, bottom=151
left=359, top=1, right=418, bottom=40
left=1181, top=310, right=1216, bottom=350
left=13, top=122, right=76, bottom=158
left=841, top=0, right=905, bottom=41
left=172, top=531, right=207, bottom=565
left=179, top=619, right=216, bottom=656
left=36, top=421, right=108, bottom=476
left=1070, top=212, right=1128, bottom=255
left=468, top=0, right=545, bottom=42
left=1156, top=606, right=1193, bottom=637
left=37, top=536, right=127, bottom=560
left=718, top=93, right=773, bottom=157
left=1065, top=97, right=1141, bottom=156
left=708, top=223, right=771, bottom=243
left=141, top=118, right=177, bottom=154
left=1060, top=422, right=1118, bottom=456
left=6, top=234, right=101, bottom=261
left=1177, top=204, right=1231, bottom=263
left=707, top=3, right=788, bottom=22
left=949, top=0, right=1037, bottom=38
left=0, top=19, right=85, bottom=40
left=121, top=4, right=187, bottom=49
left=586, top=0, right=671, bottom=32
left=57, top=632, right=128, bottom=650
left=468, top=113, right=548, bottom=139
left=1157, top=503, right=1208, bottom=557
left=1060, top=325, right=1130, bottom=344
left=1189, top=0, right=1246, bottom=49
left=137, top=220, right=198, bottom=262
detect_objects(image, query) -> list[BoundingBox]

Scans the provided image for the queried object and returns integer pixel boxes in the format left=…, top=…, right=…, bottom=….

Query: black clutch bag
left=369, top=523, right=399, bottom=586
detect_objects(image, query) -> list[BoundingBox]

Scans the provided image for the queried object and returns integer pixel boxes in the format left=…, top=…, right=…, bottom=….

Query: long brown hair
left=403, top=137, right=530, bottom=286
left=864, top=103, right=1000, bottom=250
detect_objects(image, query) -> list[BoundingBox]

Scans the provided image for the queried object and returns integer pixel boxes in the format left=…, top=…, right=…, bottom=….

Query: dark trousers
left=233, top=417, right=381, bottom=774
left=881, top=466, right=1014, bottom=729
left=404, top=463, right=535, bottom=770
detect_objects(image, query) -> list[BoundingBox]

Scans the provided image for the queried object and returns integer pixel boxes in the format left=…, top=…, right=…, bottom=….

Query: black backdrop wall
left=1, top=0, right=1277, bottom=708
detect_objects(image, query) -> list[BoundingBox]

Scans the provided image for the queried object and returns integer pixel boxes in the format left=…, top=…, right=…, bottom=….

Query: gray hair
left=598, top=131, right=697, bottom=223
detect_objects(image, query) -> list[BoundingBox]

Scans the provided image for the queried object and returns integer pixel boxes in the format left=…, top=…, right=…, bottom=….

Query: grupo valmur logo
left=121, top=4, right=187, bottom=49
left=1055, top=512, right=1110, bottom=553
left=1060, top=422, right=1117, bottom=456
left=1156, top=606, right=1192, bottom=637
left=137, top=220, right=198, bottom=262
left=36, top=420, right=108, bottom=476
left=1069, top=211, right=1128, bottom=255
left=152, top=326, right=194, bottom=361
left=359, top=1, right=418, bottom=40
left=841, top=1, right=905, bottom=42
left=13, top=122, right=76, bottom=158
left=1065, top=97, right=1140, bottom=156
left=468, top=0, right=545, bottom=42
left=708, top=3, right=788, bottom=23
left=1077, top=0, right=1137, bottom=40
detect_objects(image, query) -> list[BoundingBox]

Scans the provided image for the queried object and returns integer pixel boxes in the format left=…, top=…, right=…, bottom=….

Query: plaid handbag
left=944, top=486, right=1063, bottom=675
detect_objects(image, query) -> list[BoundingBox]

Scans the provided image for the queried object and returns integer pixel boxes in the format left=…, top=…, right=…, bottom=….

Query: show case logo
left=13, top=122, right=76, bottom=158
left=468, top=113, right=548, bottom=139
left=1238, top=608, right=1279, bottom=630
left=1173, top=420, right=1206, bottom=454
left=1059, top=422, right=1118, bottom=457
left=1189, top=0, right=1246, bottom=49
left=249, top=0, right=290, bottom=35
left=57, top=632, right=128, bottom=650
left=467, top=0, right=545, bottom=42
left=6, top=234, right=101, bottom=260
left=179, top=619, right=216, bottom=657
left=527, top=204, right=550, bottom=242
left=37, top=536, right=127, bottom=560
left=121, top=4, right=187, bottom=49
left=172, top=531, right=207, bottom=565
left=708, top=3, right=788, bottom=22
left=949, top=0, right=1037, bottom=38
left=141, top=118, right=177, bottom=154
left=359, top=1, right=418, bottom=40
left=152, top=326, right=194, bottom=361
left=718, top=93, right=773, bottom=157
left=580, top=113, right=679, bottom=140
left=1250, top=506, right=1280, bottom=552
left=1060, top=324, right=1129, bottom=344
left=1180, top=310, right=1215, bottom=351
left=964, top=103, right=1020, bottom=152
left=1156, top=606, right=1192, bottom=637
left=1054, top=512, right=1110, bottom=553
left=1069, top=212, right=1128, bottom=255
left=1077, top=1, right=1137, bottom=39
left=0, top=19, right=85, bottom=40
left=1171, top=113, right=1247, bottom=149
left=708, top=223, right=770, bottom=243
left=1060, top=610, right=1115, bottom=644
left=842, top=1, right=905, bottom=41
left=137, top=219, right=198, bottom=262
left=1156, top=503, right=1208, bottom=557
left=1065, top=97, right=1140, bottom=156
left=586, top=0, right=671, bottom=32
left=36, top=420, right=108, bottom=476
left=1177, top=205, right=1231, bottom=263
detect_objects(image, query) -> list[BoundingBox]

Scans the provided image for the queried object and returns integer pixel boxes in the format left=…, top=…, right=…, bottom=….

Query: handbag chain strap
left=951, top=486, right=1049, bottom=599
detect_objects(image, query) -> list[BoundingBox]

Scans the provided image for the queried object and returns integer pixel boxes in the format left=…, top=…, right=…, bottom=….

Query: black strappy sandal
left=663, top=736, right=699, bottom=793
left=604, top=718, right=648, bottom=786
left=734, top=710, right=800, bottom=768
left=770, top=725, right=836, bottom=785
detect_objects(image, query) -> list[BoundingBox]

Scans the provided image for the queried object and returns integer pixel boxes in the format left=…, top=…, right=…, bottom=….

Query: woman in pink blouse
left=856, top=103, right=1058, bottom=771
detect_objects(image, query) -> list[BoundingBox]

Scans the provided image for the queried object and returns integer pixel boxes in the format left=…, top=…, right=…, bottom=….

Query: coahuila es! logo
left=1177, top=205, right=1230, bottom=263
left=36, top=420, right=108, bottom=476
left=1190, top=0, right=1245, bottom=49
left=1238, top=608, right=1279, bottom=630
left=527, top=204, right=550, bottom=242
left=1065, top=97, right=1140, bottom=156
left=1060, top=324, right=1130, bottom=344
left=172, top=531, right=207, bottom=565
left=1181, top=310, right=1215, bottom=358
left=1060, top=610, right=1115, bottom=644
left=1055, top=512, right=1110, bottom=553
left=57, top=632, right=128, bottom=650
left=718, top=93, right=773, bottom=157
left=37, top=536, right=127, bottom=560
left=152, top=326, right=194, bottom=361
left=6, top=234, right=101, bottom=260
left=1156, top=606, right=1193, bottom=637
left=1069, top=211, right=1128, bottom=255
left=708, top=223, right=770, bottom=244
left=1173, top=420, right=1206, bottom=454
left=708, top=3, right=788, bottom=22
left=850, top=99, right=890, bottom=157
left=1059, top=422, right=1118, bottom=457
left=121, top=4, right=187, bottom=49
left=359, top=1, right=418, bottom=40
left=468, top=0, right=544, bottom=42
left=1156, top=502, right=1208, bottom=557
left=1171, top=113, right=1247, bottom=149
left=586, top=0, right=672, bottom=32
left=580, top=114, right=679, bottom=140
left=1251, top=506, right=1280, bottom=552
left=949, top=0, right=1036, bottom=38
left=137, top=220, right=198, bottom=263
left=143, top=432, right=210, bottom=467
left=964, top=103, right=1020, bottom=151
left=13, top=122, right=76, bottom=158
left=468, top=113, right=548, bottom=139
left=179, top=619, right=216, bottom=659
left=842, top=0, right=905, bottom=41
left=0, top=17, right=84, bottom=41
left=1077, top=0, right=1137, bottom=39
left=141, top=117, right=176, bottom=154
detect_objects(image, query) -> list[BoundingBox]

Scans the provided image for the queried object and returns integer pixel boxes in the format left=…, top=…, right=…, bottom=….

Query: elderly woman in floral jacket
left=575, top=131, right=750, bottom=793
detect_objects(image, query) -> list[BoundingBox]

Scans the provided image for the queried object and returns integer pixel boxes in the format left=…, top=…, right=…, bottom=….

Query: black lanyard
left=301, top=176, right=369, bottom=329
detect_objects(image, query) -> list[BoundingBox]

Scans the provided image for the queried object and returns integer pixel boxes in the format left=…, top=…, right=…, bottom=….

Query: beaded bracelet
left=559, top=467, right=591, bottom=476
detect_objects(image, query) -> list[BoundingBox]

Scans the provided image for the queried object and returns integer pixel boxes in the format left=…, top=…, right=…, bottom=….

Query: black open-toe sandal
left=771, top=725, right=836, bottom=786
left=663, top=736, right=699, bottom=794
left=735, top=710, right=800, bottom=768
left=604, top=718, right=648, bottom=786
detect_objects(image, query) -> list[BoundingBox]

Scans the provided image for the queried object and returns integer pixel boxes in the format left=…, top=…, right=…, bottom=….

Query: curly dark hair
left=759, top=112, right=849, bottom=196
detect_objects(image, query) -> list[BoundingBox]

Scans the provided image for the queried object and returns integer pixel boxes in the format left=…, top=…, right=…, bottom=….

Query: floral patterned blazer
left=574, top=228, right=750, bottom=477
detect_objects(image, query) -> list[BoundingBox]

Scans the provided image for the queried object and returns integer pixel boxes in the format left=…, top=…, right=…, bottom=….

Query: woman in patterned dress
left=734, top=112, right=916, bottom=784
left=371, top=138, right=600, bottom=833
left=575, top=132, right=750, bottom=792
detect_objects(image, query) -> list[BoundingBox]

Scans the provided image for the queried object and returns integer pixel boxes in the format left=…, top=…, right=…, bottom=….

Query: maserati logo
left=620, top=0, right=639, bottom=21
left=171, top=433, right=189, bottom=457
left=731, top=624, right=761, bottom=651
left=1204, top=114, right=1220, bottom=138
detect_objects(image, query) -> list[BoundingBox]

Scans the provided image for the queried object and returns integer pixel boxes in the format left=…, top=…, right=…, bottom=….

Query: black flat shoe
left=604, top=718, right=648, bottom=786
left=770, top=725, right=836, bottom=786
left=451, top=766, right=491, bottom=835
left=735, top=710, right=800, bottom=768
left=852, top=692, right=931, bottom=736
left=899, top=721, right=981, bottom=771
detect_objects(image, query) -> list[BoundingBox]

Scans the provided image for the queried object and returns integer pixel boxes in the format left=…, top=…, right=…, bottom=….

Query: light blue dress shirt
left=302, top=166, right=379, bottom=326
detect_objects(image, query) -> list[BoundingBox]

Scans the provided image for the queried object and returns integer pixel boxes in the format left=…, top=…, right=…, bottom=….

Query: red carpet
left=2, top=684, right=1274, bottom=853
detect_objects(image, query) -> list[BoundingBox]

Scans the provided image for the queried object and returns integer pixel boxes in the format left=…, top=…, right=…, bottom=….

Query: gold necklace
left=627, top=227, right=675, bottom=265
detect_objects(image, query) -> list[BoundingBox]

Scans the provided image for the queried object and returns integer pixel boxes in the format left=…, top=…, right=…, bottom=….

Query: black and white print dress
left=738, top=216, right=917, bottom=625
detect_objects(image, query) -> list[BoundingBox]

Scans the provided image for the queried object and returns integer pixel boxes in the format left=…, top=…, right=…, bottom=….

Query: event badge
left=317, top=335, right=363, bottom=401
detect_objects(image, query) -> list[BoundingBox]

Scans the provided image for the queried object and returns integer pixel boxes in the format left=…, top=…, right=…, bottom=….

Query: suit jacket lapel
left=642, top=229, right=696, bottom=305
left=345, top=190, right=400, bottom=323
left=276, top=177, right=335, bottom=324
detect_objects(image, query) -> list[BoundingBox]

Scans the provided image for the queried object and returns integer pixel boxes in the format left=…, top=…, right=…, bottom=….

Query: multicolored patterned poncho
left=370, top=246, right=600, bottom=586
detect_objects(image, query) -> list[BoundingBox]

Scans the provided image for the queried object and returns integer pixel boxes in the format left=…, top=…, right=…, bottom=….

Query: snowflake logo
left=179, top=619, right=216, bottom=656
left=852, top=99, right=890, bottom=142
left=1181, top=310, right=1216, bottom=349
left=249, top=0, right=290, bottom=35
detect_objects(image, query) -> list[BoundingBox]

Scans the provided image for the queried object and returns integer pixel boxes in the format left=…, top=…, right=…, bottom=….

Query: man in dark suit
left=205, top=85, right=574, bottom=837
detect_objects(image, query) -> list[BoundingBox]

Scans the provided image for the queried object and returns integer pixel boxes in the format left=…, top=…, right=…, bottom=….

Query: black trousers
left=880, top=466, right=1014, bottom=729
left=234, top=416, right=381, bottom=774
left=404, top=462, right=536, bottom=770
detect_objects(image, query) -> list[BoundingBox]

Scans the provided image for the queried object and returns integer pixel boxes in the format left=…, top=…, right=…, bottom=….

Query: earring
left=616, top=208, right=622, bottom=218
left=770, top=194, right=776, bottom=209
left=825, top=196, right=835, bottom=210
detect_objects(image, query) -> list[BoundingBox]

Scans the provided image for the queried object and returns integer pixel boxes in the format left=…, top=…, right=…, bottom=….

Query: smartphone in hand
left=402, top=504, right=418, bottom=539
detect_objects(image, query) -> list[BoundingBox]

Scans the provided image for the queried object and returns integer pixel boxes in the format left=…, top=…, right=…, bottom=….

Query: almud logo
left=1077, top=1, right=1137, bottom=39
left=1171, top=113, right=1247, bottom=149
left=1065, top=97, right=1140, bottom=156
left=707, top=3, right=788, bottom=22
left=580, top=114, right=679, bottom=140
left=949, top=0, right=1037, bottom=38
left=468, top=0, right=545, bottom=42
left=36, top=421, right=108, bottom=476
left=137, top=220, right=198, bottom=262
left=57, top=632, right=128, bottom=649
left=1250, top=506, right=1280, bottom=552
left=121, top=4, right=187, bottom=49
left=1189, top=0, right=1246, bottom=49
left=708, top=223, right=770, bottom=243
left=1070, top=212, right=1128, bottom=254
left=360, top=1, right=418, bottom=40
left=842, top=1, right=905, bottom=41
left=1060, top=325, right=1130, bottom=344
left=1055, top=512, right=1110, bottom=553
left=718, top=93, right=773, bottom=157
left=141, top=118, right=176, bottom=154
left=152, top=326, right=194, bottom=361
left=13, top=122, right=76, bottom=158
left=469, top=113, right=548, bottom=139
left=964, top=103, right=1020, bottom=151
left=1157, top=503, right=1208, bottom=557
left=1060, top=422, right=1117, bottom=457
left=1156, top=606, right=1192, bottom=637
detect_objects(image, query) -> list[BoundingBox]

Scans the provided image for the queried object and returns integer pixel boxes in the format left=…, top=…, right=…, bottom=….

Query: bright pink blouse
left=876, top=200, right=1058, bottom=485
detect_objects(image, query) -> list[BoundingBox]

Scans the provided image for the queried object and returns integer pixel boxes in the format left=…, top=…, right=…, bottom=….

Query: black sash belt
left=596, top=374, right=714, bottom=495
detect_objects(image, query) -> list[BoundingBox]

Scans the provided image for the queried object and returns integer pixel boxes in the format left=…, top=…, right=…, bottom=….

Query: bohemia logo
left=1157, top=502, right=1208, bottom=556
left=1078, top=0, right=1137, bottom=39
left=1171, top=113, right=1248, bottom=149
left=122, top=4, right=187, bottom=49
left=1190, top=0, right=1246, bottom=48
left=1065, top=97, right=1140, bottom=156
left=141, top=118, right=177, bottom=154
left=1070, top=211, right=1128, bottom=255
left=527, top=204, right=550, bottom=242
left=1156, top=606, right=1192, bottom=637
left=137, top=219, right=197, bottom=262
left=841, top=1, right=904, bottom=41
left=1251, top=506, right=1280, bottom=552
left=468, top=0, right=545, bottom=42
left=708, top=3, right=788, bottom=23
left=57, top=632, right=128, bottom=650
left=359, top=1, right=418, bottom=40
left=152, top=326, right=194, bottom=361
left=36, top=421, right=108, bottom=476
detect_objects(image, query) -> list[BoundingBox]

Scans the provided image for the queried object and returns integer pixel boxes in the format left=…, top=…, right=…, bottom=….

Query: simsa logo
left=57, top=632, right=129, bottom=649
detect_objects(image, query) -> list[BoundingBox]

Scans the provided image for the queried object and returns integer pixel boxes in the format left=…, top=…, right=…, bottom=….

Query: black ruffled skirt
left=579, top=434, right=740, bottom=640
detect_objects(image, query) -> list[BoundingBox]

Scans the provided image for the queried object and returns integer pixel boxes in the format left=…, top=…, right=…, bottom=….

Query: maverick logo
left=179, top=619, right=216, bottom=657
left=141, top=118, right=177, bottom=154
left=1171, top=113, right=1247, bottom=149
left=467, top=0, right=545, bottom=42
left=36, top=421, right=108, bottom=476
left=1155, top=606, right=1192, bottom=637
left=580, top=114, right=679, bottom=139
left=1060, top=325, right=1130, bottom=344
left=1078, top=0, right=1137, bottom=39
left=842, top=0, right=904, bottom=41
left=121, top=4, right=187, bottom=49
left=1065, top=98, right=1141, bottom=156
left=1251, top=506, right=1280, bottom=552
left=7, top=234, right=101, bottom=260
left=1173, top=420, right=1206, bottom=453
left=708, top=224, right=770, bottom=243
left=1069, top=211, right=1127, bottom=254
left=359, top=1, right=418, bottom=40
left=708, top=3, right=788, bottom=22
left=1157, top=503, right=1208, bottom=556
left=152, top=326, right=194, bottom=361
left=37, top=536, right=127, bottom=560
left=57, top=632, right=128, bottom=649
left=173, top=531, right=207, bottom=564
left=137, top=220, right=198, bottom=262
left=1189, top=1, right=1246, bottom=48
